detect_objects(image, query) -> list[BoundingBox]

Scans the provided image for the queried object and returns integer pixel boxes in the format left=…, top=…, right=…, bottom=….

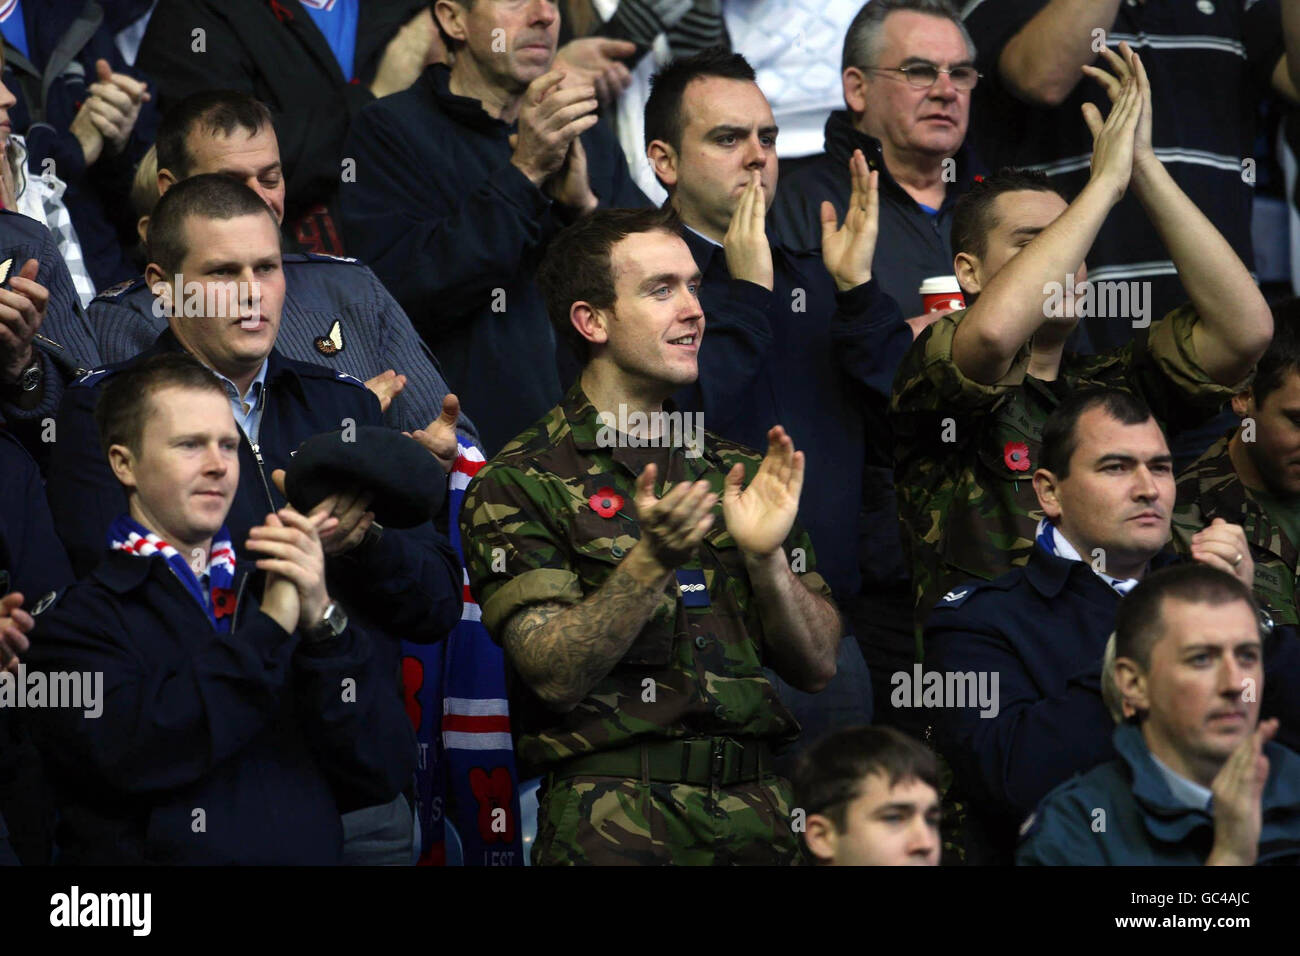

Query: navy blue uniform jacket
left=926, top=544, right=1300, bottom=862
left=45, top=330, right=464, bottom=680
left=24, top=549, right=414, bottom=864
left=341, top=63, right=651, bottom=455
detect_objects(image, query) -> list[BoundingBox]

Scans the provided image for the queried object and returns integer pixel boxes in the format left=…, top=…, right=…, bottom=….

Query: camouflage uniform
left=890, top=305, right=1247, bottom=642
left=1173, top=432, right=1299, bottom=627
left=460, top=383, right=832, bottom=865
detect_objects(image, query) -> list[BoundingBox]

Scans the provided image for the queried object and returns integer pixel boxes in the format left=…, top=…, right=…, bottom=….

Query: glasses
left=867, top=63, right=981, bottom=91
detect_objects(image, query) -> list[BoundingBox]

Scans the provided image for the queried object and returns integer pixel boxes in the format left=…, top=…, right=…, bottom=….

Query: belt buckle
left=710, top=737, right=725, bottom=786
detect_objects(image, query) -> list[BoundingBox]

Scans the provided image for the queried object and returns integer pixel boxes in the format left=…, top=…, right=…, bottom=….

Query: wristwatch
left=16, top=357, right=42, bottom=392
left=302, top=602, right=347, bottom=643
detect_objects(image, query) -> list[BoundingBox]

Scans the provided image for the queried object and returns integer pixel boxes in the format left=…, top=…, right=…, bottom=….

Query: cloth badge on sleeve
left=676, top=568, right=710, bottom=608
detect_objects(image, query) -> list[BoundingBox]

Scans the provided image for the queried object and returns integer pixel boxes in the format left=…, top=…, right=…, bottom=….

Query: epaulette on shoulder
left=71, top=366, right=116, bottom=389
left=286, top=252, right=359, bottom=265
left=93, top=277, right=145, bottom=301
left=333, top=369, right=367, bottom=390
left=27, top=587, right=65, bottom=618
left=932, top=576, right=1015, bottom=610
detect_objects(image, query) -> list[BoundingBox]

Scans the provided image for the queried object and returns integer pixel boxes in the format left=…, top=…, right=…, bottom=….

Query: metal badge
left=1197, top=0, right=1214, bottom=12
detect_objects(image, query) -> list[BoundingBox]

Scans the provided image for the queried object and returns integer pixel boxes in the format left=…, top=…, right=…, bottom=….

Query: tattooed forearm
left=745, top=549, right=841, bottom=692
left=503, top=556, right=672, bottom=712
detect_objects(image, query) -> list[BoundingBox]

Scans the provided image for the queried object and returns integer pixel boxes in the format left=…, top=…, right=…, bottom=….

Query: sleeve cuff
left=480, top=567, right=584, bottom=638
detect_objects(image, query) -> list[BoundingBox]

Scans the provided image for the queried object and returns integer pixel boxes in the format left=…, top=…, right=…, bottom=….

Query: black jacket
left=45, top=331, right=464, bottom=683
left=25, top=548, right=414, bottom=864
left=341, top=62, right=650, bottom=454
left=768, top=110, right=985, bottom=318
left=137, top=0, right=426, bottom=253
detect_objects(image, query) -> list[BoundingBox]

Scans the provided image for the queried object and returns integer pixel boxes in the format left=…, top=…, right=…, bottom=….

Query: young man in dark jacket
left=44, top=175, right=464, bottom=862
left=138, top=0, right=435, bottom=256
left=25, top=351, right=415, bottom=864
left=341, top=0, right=649, bottom=453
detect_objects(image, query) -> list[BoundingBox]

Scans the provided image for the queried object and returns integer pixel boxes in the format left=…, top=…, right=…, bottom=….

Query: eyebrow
left=1010, top=226, right=1045, bottom=240
left=1182, top=641, right=1262, bottom=654
left=1094, top=453, right=1174, bottom=467
left=638, top=271, right=703, bottom=293
left=220, top=161, right=281, bottom=178
left=704, top=123, right=779, bottom=139
left=898, top=55, right=977, bottom=69
left=196, top=255, right=280, bottom=272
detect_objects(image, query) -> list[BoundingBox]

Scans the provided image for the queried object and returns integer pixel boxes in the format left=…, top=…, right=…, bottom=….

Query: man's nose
left=1132, top=464, right=1161, bottom=501
left=908, top=820, right=939, bottom=860
left=203, top=443, right=228, bottom=474
left=529, top=0, right=557, bottom=24
left=929, top=72, right=959, bottom=100
left=743, top=135, right=767, bottom=168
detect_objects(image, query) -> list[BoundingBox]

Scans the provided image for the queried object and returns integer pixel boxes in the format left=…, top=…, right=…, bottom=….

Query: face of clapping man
left=1034, top=406, right=1175, bottom=580
left=805, top=772, right=941, bottom=866
left=1230, top=370, right=1300, bottom=497
left=650, top=76, right=778, bottom=241
left=168, top=123, right=287, bottom=225
left=109, top=386, right=241, bottom=552
left=845, top=11, right=971, bottom=161
left=147, top=211, right=287, bottom=386
left=572, top=229, right=705, bottom=396
left=1117, top=596, right=1262, bottom=784
left=437, top=0, right=560, bottom=93
left=955, top=189, right=1088, bottom=330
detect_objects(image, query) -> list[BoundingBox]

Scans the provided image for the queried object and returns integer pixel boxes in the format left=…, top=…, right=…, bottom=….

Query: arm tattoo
left=502, top=566, right=667, bottom=711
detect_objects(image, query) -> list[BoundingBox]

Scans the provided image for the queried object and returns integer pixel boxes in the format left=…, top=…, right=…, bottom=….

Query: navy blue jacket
left=672, top=227, right=909, bottom=600
left=927, top=544, right=1300, bottom=863
left=341, top=62, right=651, bottom=454
left=24, top=548, right=414, bottom=864
left=1018, top=722, right=1300, bottom=865
left=3, top=0, right=158, bottom=288
left=85, top=254, right=480, bottom=444
left=45, top=330, right=464, bottom=683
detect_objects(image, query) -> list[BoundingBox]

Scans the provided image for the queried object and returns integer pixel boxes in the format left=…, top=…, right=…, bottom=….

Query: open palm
left=722, top=426, right=804, bottom=556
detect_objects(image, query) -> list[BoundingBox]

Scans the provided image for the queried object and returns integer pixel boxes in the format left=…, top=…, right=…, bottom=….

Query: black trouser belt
left=551, top=738, right=773, bottom=787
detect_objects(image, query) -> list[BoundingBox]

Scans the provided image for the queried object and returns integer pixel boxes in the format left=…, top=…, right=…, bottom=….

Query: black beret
left=284, top=426, right=446, bottom=528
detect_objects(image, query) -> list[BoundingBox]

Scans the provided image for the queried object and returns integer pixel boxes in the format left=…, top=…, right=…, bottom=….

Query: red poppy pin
left=1004, top=441, right=1030, bottom=472
left=212, top=588, right=236, bottom=619
left=589, top=486, right=624, bottom=518
left=269, top=0, right=294, bottom=22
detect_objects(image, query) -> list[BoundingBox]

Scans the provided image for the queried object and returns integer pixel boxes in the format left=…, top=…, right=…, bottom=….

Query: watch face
left=19, top=363, right=41, bottom=391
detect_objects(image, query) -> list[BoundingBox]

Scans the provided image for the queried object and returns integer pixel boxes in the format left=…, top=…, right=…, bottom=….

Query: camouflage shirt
left=1173, top=432, right=1300, bottom=627
left=890, top=305, right=1246, bottom=637
left=459, top=383, right=829, bottom=776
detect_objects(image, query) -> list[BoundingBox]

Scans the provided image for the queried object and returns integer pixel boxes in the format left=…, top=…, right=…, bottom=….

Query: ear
left=1114, top=655, right=1149, bottom=717
left=954, top=251, right=982, bottom=297
left=108, top=443, right=139, bottom=494
left=647, top=139, right=679, bottom=192
left=136, top=214, right=150, bottom=247
left=803, top=813, right=838, bottom=865
left=156, top=167, right=179, bottom=198
left=843, top=67, right=869, bottom=116
left=1230, top=389, right=1252, bottom=420
left=145, top=262, right=174, bottom=317
left=1032, top=467, right=1063, bottom=520
left=434, top=0, right=469, bottom=47
left=569, top=301, right=610, bottom=350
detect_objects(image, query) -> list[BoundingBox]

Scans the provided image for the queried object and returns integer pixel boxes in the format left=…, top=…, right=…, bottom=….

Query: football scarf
left=108, top=514, right=238, bottom=631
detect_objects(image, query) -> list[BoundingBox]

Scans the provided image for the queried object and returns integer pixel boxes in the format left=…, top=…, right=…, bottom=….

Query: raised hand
left=1080, top=58, right=1142, bottom=205
left=270, top=468, right=372, bottom=556
left=371, top=8, right=438, bottom=98
left=510, top=70, right=599, bottom=187
left=1082, top=42, right=1154, bottom=169
left=554, top=37, right=637, bottom=107
left=82, top=59, right=151, bottom=155
left=407, top=392, right=462, bottom=473
left=544, top=135, right=599, bottom=214
left=724, top=169, right=774, bottom=291
left=0, top=259, right=47, bottom=385
left=632, top=464, right=717, bottom=570
left=1190, top=518, right=1254, bottom=588
left=722, top=425, right=804, bottom=558
left=247, top=508, right=335, bottom=632
left=821, top=149, right=879, bottom=292
left=364, top=368, right=407, bottom=412
left=1208, top=718, right=1277, bottom=866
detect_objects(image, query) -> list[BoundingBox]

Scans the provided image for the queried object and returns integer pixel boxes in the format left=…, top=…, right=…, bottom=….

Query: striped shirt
left=963, top=0, right=1284, bottom=351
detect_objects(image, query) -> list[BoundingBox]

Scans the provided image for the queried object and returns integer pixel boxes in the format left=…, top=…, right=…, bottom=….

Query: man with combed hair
left=1019, top=564, right=1300, bottom=866
left=461, top=206, right=842, bottom=865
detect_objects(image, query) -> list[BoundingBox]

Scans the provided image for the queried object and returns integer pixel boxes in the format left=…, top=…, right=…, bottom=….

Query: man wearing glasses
left=770, top=0, right=985, bottom=327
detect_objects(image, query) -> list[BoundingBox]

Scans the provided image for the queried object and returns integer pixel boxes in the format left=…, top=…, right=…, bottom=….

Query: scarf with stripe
left=108, top=514, right=238, bottom=632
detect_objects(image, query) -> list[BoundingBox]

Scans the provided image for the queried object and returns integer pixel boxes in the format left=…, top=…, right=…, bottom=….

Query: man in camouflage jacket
left=890, top=46, right=1273, bottom=640
left=460, top=207, right=843, bottom=865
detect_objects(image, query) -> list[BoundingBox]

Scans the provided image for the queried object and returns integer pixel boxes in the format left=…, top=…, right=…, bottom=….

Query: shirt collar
left=216, top=360, right=269, bottom=407
left=1148, top=751, right=1214, bottom=811
left=1036, top=518, right=1142, bottom=595
left=683, top=223, right=723, bottom=249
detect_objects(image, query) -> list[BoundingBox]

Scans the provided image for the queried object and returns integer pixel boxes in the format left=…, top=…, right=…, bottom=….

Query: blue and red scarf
left=108, top=515, right=238, bottom=631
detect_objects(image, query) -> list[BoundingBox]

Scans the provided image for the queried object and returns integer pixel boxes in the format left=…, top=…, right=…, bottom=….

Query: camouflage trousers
left=533, top=773, right=802, bottom=866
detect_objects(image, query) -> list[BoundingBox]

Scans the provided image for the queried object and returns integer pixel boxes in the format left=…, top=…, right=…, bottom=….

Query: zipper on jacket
left=231, top=569, right=252, bottom=631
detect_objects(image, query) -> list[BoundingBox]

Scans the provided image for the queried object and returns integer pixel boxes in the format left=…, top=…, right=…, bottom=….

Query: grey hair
left=841, top=0, right=976, bottom=74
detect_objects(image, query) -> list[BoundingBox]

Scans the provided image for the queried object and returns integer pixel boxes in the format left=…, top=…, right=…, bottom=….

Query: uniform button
left=714, top=705, right=725, bottom=718
left=611, top=544, right=625, bottom=558
left=694, top=635, right=708, bottom=650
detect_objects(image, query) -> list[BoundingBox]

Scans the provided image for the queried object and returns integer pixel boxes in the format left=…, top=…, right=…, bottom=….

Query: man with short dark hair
left=645, top=48, right=908, bottom=750
left=795, top=725, right=941, bottom=866
left=25, top=352, right=416, bottom=863
left=342, top=0, right=649, bottom=454
left=45, top=175, right=464, bottom=863
left=73, top=89, right=477, bottom=445
left=927, top=387, right=1260, bottom=863
left=770, top=0, right=985, bottom=323
left=1019, top=564, right=1300, bottom=866
left=892, top=46, right=1273, bottom=637
left=461, top=206, right=842, bottom=865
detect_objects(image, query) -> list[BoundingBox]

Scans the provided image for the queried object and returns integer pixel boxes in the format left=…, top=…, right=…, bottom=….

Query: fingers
left=17, top=259, right=37, bottom=283
left=723, top=461, right=746, bottom=502
left=0, top=592, right=24, bottom=614
left=597, top=38, right=638, bottom=60
left=819, top=199, right=840, bottom=244
left=750, top=168, right=766, bottom=222
left=1081, top=101, right=1104, bottom=140
left=528, top=69, right=567, bottom=104
left=439, top=392, right=461, bottom=428
left=635, top=463, right=658, bottom=506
